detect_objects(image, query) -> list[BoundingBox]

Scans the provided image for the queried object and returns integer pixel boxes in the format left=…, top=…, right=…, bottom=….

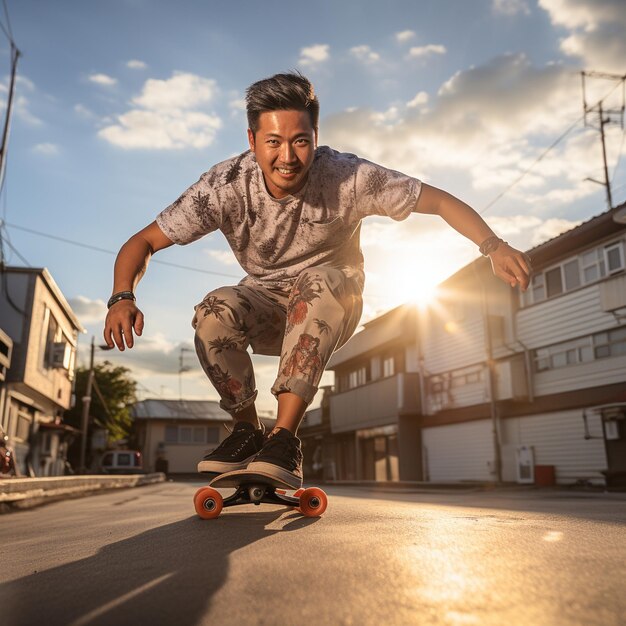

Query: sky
left=0, top=0, right=625, bottom=413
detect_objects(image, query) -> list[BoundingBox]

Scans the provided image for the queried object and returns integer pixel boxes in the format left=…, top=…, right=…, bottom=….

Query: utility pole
left=79, top=337, right=96, bottom=474
left=0, top=42, right=20, bottom=194
left=581, top=71, right=626, bottom=211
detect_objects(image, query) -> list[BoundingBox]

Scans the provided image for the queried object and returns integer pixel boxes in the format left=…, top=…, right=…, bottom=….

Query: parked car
left=100, top=450, right=143, bottom=474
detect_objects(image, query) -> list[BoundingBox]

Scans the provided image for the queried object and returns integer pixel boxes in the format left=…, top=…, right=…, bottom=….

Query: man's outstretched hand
left=103, top=300, right=145, bottom=351
left=489, top=243, right=532, bottom=292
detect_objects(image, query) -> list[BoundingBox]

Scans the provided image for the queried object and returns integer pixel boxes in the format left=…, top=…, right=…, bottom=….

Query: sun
left=365, top=258, right=443, bottom=311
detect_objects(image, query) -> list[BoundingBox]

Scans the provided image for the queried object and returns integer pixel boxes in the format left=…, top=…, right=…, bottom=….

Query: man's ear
left=247, top=128, right=255, bottom=152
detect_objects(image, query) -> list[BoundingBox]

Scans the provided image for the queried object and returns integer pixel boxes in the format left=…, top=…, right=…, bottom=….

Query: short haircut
left=246, top=71, right=319, bottom=134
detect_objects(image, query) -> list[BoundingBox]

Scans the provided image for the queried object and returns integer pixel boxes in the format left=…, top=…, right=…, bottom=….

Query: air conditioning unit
left=50, top=342, right=71, bottom=370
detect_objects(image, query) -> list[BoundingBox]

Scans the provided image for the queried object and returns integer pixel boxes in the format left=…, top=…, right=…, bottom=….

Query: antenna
left=178, top=346, right=193, bottom=400
left=581, top=71, right=626, bottom=210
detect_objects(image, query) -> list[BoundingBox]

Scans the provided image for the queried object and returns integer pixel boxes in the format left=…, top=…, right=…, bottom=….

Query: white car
left=100, top=450, right=143, bottom=474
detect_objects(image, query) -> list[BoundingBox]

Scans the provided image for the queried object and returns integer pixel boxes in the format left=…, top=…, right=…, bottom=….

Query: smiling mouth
left=276, top=167, right=299, bottom=175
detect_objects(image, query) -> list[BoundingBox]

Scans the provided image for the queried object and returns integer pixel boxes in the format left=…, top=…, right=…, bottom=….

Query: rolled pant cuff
left=271, top=377, right=316, bottom=405
left=219, top=390, right=258, bottom=416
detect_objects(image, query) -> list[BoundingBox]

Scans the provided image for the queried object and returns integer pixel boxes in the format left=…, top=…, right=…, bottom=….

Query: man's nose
left=280, top=142, right=296, bottom=163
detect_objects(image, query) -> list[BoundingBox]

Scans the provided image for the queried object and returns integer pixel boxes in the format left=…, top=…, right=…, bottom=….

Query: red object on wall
left=534, top=465, right=556, bottom=487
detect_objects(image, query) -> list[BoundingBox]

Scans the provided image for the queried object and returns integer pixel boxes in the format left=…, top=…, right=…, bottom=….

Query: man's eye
left=266, top=139, right=279, bottom=146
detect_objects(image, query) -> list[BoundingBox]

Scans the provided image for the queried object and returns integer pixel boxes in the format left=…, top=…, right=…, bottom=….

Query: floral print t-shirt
left=156, top=146, right=422, bottom=293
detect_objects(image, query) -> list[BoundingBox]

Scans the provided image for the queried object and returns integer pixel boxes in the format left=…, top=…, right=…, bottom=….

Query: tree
left=65, top=361, right=138, bottom=445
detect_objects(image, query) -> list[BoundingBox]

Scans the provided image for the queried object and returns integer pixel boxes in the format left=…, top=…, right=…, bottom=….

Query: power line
left=0, top=227, right=29, bottom=265
left=3, top=221, right=243, bottom=279
left=480, top=76, right=626, bottom=215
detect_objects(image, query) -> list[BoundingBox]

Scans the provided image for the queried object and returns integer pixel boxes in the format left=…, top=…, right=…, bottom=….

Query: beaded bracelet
left=107, top=291, right=136, bottom=309
left=479, top=236, right=506, bottom=257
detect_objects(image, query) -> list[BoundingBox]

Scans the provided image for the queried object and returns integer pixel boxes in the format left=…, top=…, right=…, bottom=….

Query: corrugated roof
left=132, top=399, right=231, bottom=421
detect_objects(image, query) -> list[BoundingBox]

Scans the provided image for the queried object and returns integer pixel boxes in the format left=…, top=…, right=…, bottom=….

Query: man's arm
left=103, top=221, right=174, bottom=351
left=415, top=183, right=531, bottom=291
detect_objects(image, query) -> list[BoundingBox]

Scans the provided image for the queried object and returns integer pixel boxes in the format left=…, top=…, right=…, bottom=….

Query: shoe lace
left=210, top=427, right=253, bottom=454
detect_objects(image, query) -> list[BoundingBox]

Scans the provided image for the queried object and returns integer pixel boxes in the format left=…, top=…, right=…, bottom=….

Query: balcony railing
left=329, top=372, right=420, bottom=433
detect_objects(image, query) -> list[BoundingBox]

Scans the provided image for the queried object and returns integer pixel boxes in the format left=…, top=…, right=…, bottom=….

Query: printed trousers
left=192, top=266, right=363, bottom=414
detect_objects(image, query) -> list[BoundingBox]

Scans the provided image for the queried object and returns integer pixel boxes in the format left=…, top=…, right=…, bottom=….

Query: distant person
left=104, top=72, right=531, bottom=488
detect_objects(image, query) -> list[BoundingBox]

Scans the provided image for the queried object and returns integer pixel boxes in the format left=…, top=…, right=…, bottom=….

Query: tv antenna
left=581, top=70, right=626, bottom=210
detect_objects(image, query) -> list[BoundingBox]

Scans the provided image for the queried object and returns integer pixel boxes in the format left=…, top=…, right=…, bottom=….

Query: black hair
left=246, top=71, right=319, bottom=134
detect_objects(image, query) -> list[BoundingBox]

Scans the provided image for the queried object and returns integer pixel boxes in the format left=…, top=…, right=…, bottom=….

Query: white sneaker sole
left=246, top=460, right=303, bottom=489
left=197, top=454, right=257, bottom=474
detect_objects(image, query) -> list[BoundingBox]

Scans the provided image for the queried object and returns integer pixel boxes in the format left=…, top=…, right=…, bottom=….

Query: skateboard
left=193, top=469, right=328, bottom=520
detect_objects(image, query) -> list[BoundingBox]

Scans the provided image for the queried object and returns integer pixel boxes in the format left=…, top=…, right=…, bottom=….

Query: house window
left=383, top=356, right=394, bottom=378
left=43, top=312, right=59, bottom=369
left=193, top=427, right=205, bottom=443
left=545, top=267, right=563, bottom=298
left=605, top=242, right=625, bottom=274
left=523, top=239, right=624, bottom=307
left=165, top=426, right=178, bottom=443
left=348, top=367, right=367, bottom=389
left=593, top=327, right=626, bottom=359
left=534, top=328, right=626, bottom=370
left=531, top=273, right=545, bottom=303
left=563, top=259, right=581, bottom=290
left=179, top=427, right=192, bottom=443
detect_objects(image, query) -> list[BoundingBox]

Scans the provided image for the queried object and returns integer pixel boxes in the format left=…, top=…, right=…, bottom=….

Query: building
left=133, top=398, right=275, bottom=474
left=0, top=266, right=84, bottom=476
left=321, top=305, right=422, bottom=481
left=309, top=203, right=626, bottom=486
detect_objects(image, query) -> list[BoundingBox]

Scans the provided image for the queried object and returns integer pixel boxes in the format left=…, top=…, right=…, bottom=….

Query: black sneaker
left=197, top=421, right=264, bottom=474
left=247, top=428, right=303, bottom=489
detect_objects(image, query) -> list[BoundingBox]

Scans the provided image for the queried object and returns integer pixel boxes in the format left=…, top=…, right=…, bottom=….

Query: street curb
left=0, top=473, right=166, bottom=513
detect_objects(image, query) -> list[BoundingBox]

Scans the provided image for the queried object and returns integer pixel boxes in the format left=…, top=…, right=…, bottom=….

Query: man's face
left=248, top=109, right=317, bottom=199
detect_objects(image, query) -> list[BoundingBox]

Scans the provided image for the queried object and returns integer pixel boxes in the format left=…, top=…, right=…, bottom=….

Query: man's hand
left=104, top=300, right=145, bottom=351
left=489, top=243, right=532, bottom=291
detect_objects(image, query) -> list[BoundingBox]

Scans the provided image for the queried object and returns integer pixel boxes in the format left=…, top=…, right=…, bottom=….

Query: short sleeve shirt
left=156, top=146, right=422, bottom=292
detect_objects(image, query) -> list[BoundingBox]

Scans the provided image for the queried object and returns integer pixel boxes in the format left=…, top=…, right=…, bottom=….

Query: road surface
left=1, top=481, right=625, bottom=625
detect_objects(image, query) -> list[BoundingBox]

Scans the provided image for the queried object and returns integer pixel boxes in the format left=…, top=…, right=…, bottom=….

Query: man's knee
left=192, top=286, right=243, bottom=331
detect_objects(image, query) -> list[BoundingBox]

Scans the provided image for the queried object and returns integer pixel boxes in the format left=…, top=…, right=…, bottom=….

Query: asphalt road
left=1, top=481, right=625, bottom=626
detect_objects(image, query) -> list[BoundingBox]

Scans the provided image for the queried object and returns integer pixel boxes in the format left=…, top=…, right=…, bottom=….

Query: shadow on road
left=1, top=509, right=318, bottom=626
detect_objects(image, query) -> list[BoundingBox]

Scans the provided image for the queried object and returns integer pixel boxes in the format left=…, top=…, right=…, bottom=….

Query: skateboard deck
left=210, top=469, right=296, bottom=490
left=193, top=468, right=328, bottom=520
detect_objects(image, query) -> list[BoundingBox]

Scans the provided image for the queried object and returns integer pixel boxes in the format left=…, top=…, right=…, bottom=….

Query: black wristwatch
left=107, top=291, right=136, bottom=309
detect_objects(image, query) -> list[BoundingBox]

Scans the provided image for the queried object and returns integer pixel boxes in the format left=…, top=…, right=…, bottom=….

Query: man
left=104, top=72, right=531, bottom=489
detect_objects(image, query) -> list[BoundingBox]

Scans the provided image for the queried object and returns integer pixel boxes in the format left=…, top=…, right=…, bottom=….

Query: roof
left=3, top=266, right=85, bottom=332
left=132, top=399, right=231, bottom=422
left=328, top=304, right=417, bottom=369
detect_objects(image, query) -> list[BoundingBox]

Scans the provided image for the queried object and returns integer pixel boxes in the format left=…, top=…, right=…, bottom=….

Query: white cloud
left=74, top=103, right=94, bottom=118
left=299, top=44, right=330, bottom=66
left=407, top=91, right=429, bottom=108
left=531, top=217, right=583, bottom=245
left=127, top=59, right=147, bottom=70
left=0, top=76, right=42, bottom=125
left=350, top=45, right=380, bottom=63
left=88, top=73, right=117, bottom=87
left=33, top=143, right=59, bottom=155
left=229, top=98, right=246, bottom=111
left=69, top=296, right=107, bottom=325
left=395, top=30, right=416, bottom=43
left=320, top=52, right=605, bottom=222
left=98, top=72, right=222, bottom=150
left=539, top=0, right=626, bottom=73
left=492, top=0, right=531, bottom=16
left=408, top=44, right=447, bottom=59
left=132, top=73, right=217, bottom=111
left=206, top=249, right=239, bottom=266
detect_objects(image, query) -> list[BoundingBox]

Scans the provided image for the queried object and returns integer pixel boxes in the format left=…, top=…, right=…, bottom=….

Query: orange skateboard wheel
left=194, top=487, right=223, bottom=519
left=298, top=487, right=328, bottom=517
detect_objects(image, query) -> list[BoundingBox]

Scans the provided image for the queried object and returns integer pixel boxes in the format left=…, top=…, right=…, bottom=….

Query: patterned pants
left=192, top=266, right=363, bottom=414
